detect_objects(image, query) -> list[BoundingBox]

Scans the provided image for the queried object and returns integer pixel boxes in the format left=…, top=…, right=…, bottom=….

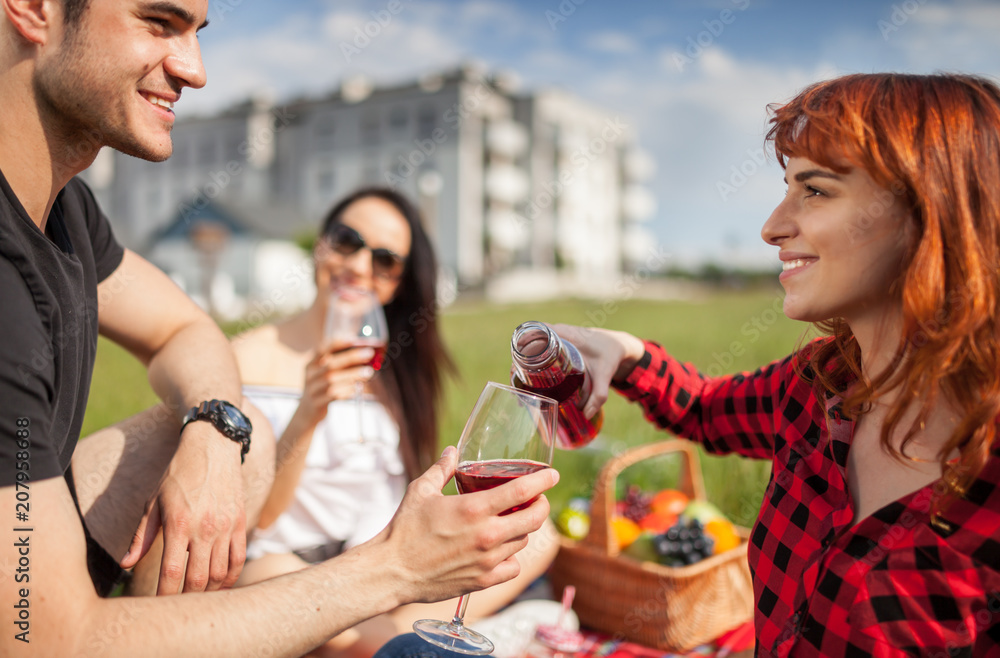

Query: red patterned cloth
left=613, top=339, right=1000, bottom=656
left=573, top=622, right=754, bottom=657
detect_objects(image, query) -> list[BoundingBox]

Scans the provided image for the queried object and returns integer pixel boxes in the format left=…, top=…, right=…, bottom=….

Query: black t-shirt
left=0, top=172, right=124, bottom=486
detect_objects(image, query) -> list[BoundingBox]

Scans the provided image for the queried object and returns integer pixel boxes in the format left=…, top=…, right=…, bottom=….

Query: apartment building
left=83, top=64, right=656, bottom=314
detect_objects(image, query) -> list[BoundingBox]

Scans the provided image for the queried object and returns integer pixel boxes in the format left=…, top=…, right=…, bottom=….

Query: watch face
left=217, top=401, right=252, bottom=434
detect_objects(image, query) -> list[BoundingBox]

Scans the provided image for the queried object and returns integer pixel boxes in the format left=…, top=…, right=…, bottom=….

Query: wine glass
left=323, top=286, right=388, bottom=443
left=413, top=382, right=558, bottom=655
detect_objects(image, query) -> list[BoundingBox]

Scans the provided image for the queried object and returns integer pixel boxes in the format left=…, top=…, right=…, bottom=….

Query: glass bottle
left=510, top=321, right=603, bottom=449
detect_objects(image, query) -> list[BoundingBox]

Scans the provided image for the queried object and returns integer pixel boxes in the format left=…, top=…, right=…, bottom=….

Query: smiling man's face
left=34, top=0, right=209, bottom=164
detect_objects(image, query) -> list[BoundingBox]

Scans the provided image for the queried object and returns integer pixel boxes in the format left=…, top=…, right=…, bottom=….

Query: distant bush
left=664, top=263, right=781, bottom=289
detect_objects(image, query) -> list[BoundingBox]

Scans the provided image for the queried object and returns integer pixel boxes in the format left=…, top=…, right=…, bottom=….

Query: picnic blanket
left=470, top=598, right=754, bottom=658
left=572, top=622, right=755, bottom=657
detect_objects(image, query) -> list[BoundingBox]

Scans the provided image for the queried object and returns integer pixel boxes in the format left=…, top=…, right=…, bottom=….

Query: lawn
left=81, top=286, right=809, bottom=528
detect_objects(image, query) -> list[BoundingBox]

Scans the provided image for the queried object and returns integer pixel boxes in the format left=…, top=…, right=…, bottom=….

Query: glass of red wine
left=323, top=286, right=388, bottom=443
left=413, top=381, right=557, bottom=655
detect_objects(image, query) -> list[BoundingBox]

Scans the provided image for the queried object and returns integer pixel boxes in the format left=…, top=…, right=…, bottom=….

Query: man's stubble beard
left=33, top=29, right=173, bottom=169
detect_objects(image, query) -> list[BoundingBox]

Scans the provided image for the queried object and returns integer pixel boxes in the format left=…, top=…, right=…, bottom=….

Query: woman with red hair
left=547, top=73, right=1000, bottom=656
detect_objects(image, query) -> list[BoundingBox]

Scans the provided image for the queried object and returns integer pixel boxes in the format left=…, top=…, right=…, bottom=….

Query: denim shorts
left=373, top=633, right=471, bottom=657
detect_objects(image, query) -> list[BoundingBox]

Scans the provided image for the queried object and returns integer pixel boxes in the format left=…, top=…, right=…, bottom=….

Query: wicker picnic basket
left=549, top=440, right=754, bottom=652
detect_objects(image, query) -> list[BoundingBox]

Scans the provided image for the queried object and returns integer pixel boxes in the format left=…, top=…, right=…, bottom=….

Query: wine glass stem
left=451, top=594, right=471, bottom=627
left=355, top=380, right=365, bottom=444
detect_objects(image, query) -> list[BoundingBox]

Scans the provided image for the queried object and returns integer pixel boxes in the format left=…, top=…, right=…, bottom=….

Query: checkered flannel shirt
left=612, top=339, right=1000, bottom=657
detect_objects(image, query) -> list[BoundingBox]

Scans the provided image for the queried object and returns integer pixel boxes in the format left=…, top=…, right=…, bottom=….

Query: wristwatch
left=181, top=399, right=252, bottom=463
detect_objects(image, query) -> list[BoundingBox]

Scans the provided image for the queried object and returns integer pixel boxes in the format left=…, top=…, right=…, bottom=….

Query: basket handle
left=585, top=440, right=706, bottom=556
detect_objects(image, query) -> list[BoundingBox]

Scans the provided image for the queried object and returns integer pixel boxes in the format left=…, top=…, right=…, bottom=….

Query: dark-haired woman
left=233, top=187, right=557, bottom=656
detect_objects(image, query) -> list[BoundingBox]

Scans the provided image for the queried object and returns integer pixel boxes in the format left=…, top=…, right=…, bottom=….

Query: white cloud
left=881, top=0, right=1000, bottom=74
left=912, top=0, right=1000, bottom=29
left=584, top=31, right=639, bottom=55
left=185, top=4, right=471, bottom=117
left=669, top=50, right=838, bottom=133
left=185, top=16, right=336, bottom=116
left=322, top=11, right=359, bottom=40
left=458, top=0, right=523, bottom=25
left=555, top=45, right=845, bottom=264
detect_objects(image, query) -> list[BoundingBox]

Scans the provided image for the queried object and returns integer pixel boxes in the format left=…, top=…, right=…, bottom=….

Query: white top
left=244, top=384, right=407, bottom=559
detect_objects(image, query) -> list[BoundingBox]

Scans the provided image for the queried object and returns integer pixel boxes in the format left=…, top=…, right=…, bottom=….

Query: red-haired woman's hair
left=766, top=73, right=1000, bottom=515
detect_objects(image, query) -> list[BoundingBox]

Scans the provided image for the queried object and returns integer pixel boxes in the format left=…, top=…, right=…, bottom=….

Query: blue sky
left=185, top=0, right=1000, bottom=268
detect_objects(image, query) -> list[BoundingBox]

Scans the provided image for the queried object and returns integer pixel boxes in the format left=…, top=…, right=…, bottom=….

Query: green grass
left=437, top=289, right=808, bottom=526
left=81, top=339, right=161, bottom=437
left=82, top=287, right=808, bottom=528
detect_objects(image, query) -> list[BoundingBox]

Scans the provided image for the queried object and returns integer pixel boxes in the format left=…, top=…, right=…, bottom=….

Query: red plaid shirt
left=613, top=339, right=1000, bottom=657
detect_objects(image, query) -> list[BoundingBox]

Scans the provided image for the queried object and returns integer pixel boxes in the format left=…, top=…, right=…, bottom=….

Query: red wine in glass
left=344, top=340, right=387, bottom=371
left=324, top=287, right=388, bottom=443
left=455, top=459, right=549, bottom=515
left=413, top=382, right=557, bottom=655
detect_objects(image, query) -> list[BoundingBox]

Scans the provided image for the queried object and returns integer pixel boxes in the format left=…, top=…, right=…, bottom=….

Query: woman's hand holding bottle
left=548, top=324, right=647, bottom=421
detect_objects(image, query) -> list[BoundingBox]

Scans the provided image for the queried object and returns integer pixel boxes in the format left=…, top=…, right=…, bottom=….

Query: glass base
left=412, top=618, right=495, bottom=655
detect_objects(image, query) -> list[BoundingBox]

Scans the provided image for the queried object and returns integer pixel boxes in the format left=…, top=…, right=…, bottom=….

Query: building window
left=361, top=112, right=380, bottom=146
left=226, top=135, right=243, bottom=162
left=417, top=105, right=438, bottom=139
left=314, top=115, right=335, bottom=150
left=389, top=107, right=408, bottom=134
left=317, top=163, right=335, bottom=193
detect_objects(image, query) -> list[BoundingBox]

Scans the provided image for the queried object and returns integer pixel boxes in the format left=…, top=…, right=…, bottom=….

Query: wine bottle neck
left=512, top=321, right=579, bottom=390
left=511, top=321, right=561, bottom=369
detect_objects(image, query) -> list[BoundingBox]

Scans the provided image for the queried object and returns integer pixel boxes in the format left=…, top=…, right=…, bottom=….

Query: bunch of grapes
left=653, top=519, right=715, bottom=566
left=621, top=485, right=652, bottom=523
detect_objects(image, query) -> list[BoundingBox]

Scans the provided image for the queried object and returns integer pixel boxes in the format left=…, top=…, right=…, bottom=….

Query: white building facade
left=83, top=65, right=656, bottom=309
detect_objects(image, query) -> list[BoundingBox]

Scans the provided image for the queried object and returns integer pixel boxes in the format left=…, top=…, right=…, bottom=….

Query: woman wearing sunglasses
left=231, top=187, right=558, bottom=656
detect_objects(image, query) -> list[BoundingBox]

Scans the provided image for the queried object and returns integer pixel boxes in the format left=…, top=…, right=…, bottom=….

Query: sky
left=182, top=0, right=1000, bottom=269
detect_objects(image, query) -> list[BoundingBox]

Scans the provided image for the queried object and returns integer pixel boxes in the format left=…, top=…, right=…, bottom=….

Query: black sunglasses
left=324, top=223, right=407, bottom=280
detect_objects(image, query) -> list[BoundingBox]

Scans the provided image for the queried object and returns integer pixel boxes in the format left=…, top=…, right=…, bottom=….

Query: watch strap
left=181, top=399, right=252, bottom=464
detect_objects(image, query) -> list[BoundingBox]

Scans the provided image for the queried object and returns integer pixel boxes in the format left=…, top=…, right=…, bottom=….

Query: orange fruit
left=610, top=516, right=642, bottom=549
left=650, top=489, right=689, bottom=516
left=637, top=511, right=678, bottom=534
left=705, top=518, right=741, bottom=554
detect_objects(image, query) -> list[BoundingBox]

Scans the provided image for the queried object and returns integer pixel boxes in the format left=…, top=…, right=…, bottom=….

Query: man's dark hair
left=62, top=0, right=90, bottom=28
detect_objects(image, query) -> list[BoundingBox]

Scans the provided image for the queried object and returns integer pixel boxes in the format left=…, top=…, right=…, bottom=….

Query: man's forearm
left=3, top=479, right=403, bottom=657
left=85, top=542, right=407, bottom=657
left=4, top=450, right=558, bottom=656
left=145, top=317, right=244, bottom=418
left=121, top=315, right=253, bottom=592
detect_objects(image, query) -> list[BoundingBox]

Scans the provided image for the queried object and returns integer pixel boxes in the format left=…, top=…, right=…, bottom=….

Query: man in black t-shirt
left=0, top=0, right=277, bottom=601
left=0, top=2, right=557, bottom=656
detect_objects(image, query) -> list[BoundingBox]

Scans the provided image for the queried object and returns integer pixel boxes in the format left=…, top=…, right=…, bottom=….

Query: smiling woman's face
left=760, top=157, right=915, bottom=328
left=314, top=196, right=412, bottom=306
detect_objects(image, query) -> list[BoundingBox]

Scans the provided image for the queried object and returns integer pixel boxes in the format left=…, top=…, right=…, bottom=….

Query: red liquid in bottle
left=511, top=322, right=603, bottom=449
left=455, top=459, right=550, bottom=515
